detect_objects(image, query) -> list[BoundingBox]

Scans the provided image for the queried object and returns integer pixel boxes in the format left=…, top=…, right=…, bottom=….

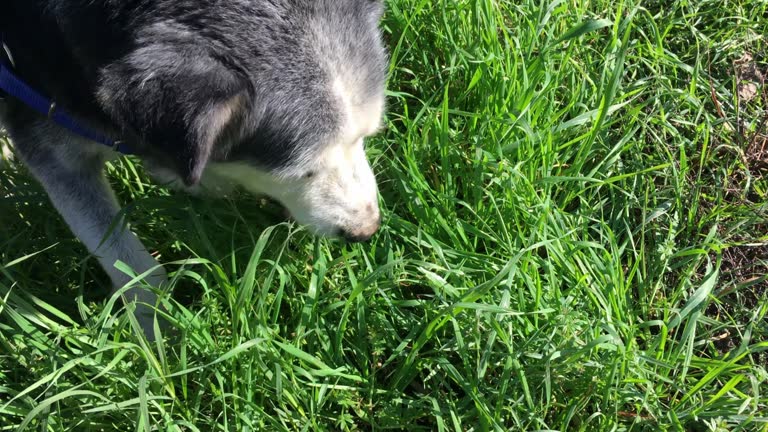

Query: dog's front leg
left=11, top=126, right=167, bottom=339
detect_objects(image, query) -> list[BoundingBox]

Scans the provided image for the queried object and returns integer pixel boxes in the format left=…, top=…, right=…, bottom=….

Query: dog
left=0, top=0, right=388, bottom=339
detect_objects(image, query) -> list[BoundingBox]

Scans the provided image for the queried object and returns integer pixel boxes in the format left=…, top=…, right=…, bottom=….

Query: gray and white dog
left=1, top=0, right=387, bottom=338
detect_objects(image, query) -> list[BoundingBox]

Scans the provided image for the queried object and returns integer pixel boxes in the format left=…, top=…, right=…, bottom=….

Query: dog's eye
left=304, top=171, right=316, bottom=179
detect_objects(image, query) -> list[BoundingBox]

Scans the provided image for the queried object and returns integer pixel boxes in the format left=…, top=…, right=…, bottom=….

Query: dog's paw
left=112, top=263, right=171, bottom=341
left=133, top=304, right=175, bottom=342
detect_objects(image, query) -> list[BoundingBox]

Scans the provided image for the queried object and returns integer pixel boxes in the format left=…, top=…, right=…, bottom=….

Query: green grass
left=2, top=0, right=768, bottom=430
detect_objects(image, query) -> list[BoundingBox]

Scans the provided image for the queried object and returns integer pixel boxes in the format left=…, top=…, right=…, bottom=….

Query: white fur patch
left=332, top=77, right=384, bottom=141
left=207, top=136, right=381, bottom=239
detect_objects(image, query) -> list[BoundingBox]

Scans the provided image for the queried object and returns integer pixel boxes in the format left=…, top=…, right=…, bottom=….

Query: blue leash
left=0, top=39, right=133, bottom=155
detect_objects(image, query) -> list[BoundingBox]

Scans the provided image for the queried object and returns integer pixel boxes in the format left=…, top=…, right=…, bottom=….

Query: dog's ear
left=98, top=45, right=245, bottom=185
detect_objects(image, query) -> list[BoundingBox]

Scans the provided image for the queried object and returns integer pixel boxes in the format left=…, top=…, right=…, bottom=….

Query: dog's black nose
left=342, top=230, right=375, bottom=243
left=338, top=214, right=381, bottom=243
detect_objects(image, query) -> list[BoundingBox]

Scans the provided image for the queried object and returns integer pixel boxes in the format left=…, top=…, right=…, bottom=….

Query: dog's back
left=3, top=0, right=386, bottom=154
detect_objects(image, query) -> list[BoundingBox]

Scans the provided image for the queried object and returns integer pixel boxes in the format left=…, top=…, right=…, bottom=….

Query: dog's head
left=98, top=0, right=387, bottom=241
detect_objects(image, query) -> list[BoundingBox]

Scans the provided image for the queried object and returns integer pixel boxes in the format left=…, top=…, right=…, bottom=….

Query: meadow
left=2, top=0, right=768, bottom=430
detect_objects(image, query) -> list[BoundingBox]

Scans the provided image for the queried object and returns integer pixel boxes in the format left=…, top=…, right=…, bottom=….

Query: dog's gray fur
left=1, top=0, right=388, bottom=338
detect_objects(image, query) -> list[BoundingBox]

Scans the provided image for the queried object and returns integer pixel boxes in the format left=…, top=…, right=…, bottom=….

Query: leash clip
left=1, top=41, right=16, bottom=68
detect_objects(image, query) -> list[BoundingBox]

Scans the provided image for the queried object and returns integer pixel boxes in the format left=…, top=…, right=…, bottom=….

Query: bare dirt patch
left=735, top=53, right=768, bottom=180
left=701, top=53, right=768, bottom=361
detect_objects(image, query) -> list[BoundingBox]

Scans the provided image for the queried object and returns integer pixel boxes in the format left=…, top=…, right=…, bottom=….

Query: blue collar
left=0, top=40, right=133, bottom=155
